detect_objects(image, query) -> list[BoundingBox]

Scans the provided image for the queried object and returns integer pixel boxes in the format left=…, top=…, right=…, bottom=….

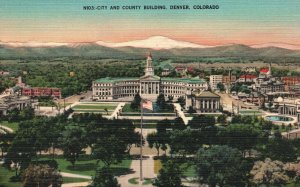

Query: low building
left=223, top=75, right=236, bottom=85
left=237, top=75, right=257, bottom=83
left=282, top=76, right=300, bottom=91
left=256, top=77, right=285, bottom=94
left=209, top=75, right=223, bottom=90
left=0, top=96, right=31, bottom=116
left=22, top=87, right=61, bottom=98
left=186, top=90, right=221, bottom=113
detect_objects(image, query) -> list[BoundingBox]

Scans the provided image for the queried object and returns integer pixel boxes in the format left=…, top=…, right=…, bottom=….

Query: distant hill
left=1, top=36, right=300, bottom=59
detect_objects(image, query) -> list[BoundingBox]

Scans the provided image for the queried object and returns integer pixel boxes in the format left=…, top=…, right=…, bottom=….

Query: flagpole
left=140, top=101, right=143, bottom=181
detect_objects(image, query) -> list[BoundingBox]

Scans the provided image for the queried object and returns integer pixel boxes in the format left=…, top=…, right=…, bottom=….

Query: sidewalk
left=118, top=155, right=156, bottom=187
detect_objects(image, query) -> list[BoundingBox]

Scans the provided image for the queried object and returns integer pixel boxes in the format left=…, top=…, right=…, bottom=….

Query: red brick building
left=22, top=87, right=61, bottom=98
left=282, top=76, right=300, bottom=91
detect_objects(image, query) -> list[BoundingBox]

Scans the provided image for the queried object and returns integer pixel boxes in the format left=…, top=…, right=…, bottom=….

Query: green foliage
left=168, top=129, right=203, bottom=156
left=217, top=124, right=262, bottom=156
left=153, top=160, right=183, bottom=187
left=172, top=117, right=186, bottom=130
left=187, top=106, right=196, bottom=114
left=188, top=115, right=216, bottom=129
left=59, top=124, right=87, bottom=167
left=263, top=137, right=297, bottom=162
left=130, top=93, right=142, bottom=110
left=196, top=145, right=248, bottom=187
left=90, top=167, right=119, bottom=187
left=217, top=114, right=227, bottom=125
left=217, top=82, right=225, bottom=91
left=176, top=96, right=185, bottom=108
left=147, top=132, right=165, bottom=156
left=156, top=94, right=166, bottom=110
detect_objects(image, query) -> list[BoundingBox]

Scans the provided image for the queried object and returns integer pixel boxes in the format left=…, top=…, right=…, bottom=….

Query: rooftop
left=193, top=90, right=220, bottom=98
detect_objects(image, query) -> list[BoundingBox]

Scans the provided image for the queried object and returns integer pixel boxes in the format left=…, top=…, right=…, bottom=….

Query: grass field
left=154, top=160, right=162, bottom=174
left=39, top=156, right=132, bottom=176
left=72, top=105, right=117, bottom=110
left=0, top=167, right=21, bottom=187
left=0, top=121, right=19, bottom=132
left=0, top=167, right=90, bottom=187
left=122, top=103, right=175, bottom=113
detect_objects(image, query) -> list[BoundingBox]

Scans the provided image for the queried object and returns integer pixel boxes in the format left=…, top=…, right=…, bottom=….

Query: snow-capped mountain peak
left=95, top=36, right=213, bottom=49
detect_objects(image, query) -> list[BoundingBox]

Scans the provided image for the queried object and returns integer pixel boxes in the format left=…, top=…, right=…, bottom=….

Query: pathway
left=0, top=125, right=14, bottom=133
left=118, top=155, right=156, bottom=187
left=173, top=103, right=189, bottom=125
left=109, top=102, right=126, bottom=119
left=60, top=172, right=92, bottom=187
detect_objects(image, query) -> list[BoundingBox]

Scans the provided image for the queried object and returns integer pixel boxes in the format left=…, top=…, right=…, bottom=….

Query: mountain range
left=1, top=36, right=300, bottom=59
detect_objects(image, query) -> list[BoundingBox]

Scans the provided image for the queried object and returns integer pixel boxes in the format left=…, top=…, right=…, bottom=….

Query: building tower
left=144, top=52, right=154, bottom=76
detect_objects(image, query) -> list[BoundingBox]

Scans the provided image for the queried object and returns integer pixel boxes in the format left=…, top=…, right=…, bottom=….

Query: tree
left=19, top=107, right=35, bottom=120
left=22, top=164, right=62, bottom=187
left=218, top=124, right=261, bottom=157
left=188, top=115, right=217, bottom=145
left=167, top=95, right=174, bottom=103
left=89, top=167, right=119, bottom=187
left=147, top=132, right=165, bottom=156
left=0, top=133, right=14, bottom=158
left=5, top=128, right=38, bottom=175
left=156, top=94, right=166, bottom=110
left=196, top=145, right=247, bottom=187
left=250, top=158, right=289, bottom=187
left=188, top=115, right=215, bottom=129
left=104, top=108, right=108, bottom=115
left=59, top=124, right=87, bottom=167
left=177, top=96, right=185, bottom=108
left=153, top=160, right=183, bottom=187
left=217, top=82, right=225, bottom=92
left=263, top=137, right=297, bottom=162
left=172, top=117, right=186, bottom=130
left=130, top=93, right=141, bottom=110
left=187, top=106, right=196, bottom=114
left=168, top=129, right=203, bottom=156
left=92, top=134, right=127, bottom=167
left=217, top=114, right=227, bottom=125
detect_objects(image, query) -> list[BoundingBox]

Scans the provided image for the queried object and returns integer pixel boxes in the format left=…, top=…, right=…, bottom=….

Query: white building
left=210, top=75, right=223, bottom=90
left=92, top=54, right=208, bottom=101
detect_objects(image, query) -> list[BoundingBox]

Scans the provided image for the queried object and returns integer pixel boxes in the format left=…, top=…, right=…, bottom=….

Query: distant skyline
left=1, top=0, right=300, bottom=46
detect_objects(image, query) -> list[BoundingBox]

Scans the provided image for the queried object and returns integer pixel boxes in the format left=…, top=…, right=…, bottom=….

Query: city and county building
left=185, top=90, right=221, bottom=113
left=209, top=75, right=223, bottom=90
left=0, top=96, right=31, bottom=116
left=92, top=54, right=208, bottom=101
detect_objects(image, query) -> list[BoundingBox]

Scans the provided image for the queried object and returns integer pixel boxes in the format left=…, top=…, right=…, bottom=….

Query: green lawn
left=73, top=110, right=112, bottom=114
left=39, top=156, right=132, bottom=176
left=122, top=104, right=139, bottom=112
left=0, top=167, right=21, bottom=187
left=62, top=177, right=90, bottom=183
left=122, top=103, right=175, bottom=113
left=0, top=121, right=19, bottom=132
left=72, top=105, right=117, bottom=110
left=0, top=167, right=90, bottom=187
